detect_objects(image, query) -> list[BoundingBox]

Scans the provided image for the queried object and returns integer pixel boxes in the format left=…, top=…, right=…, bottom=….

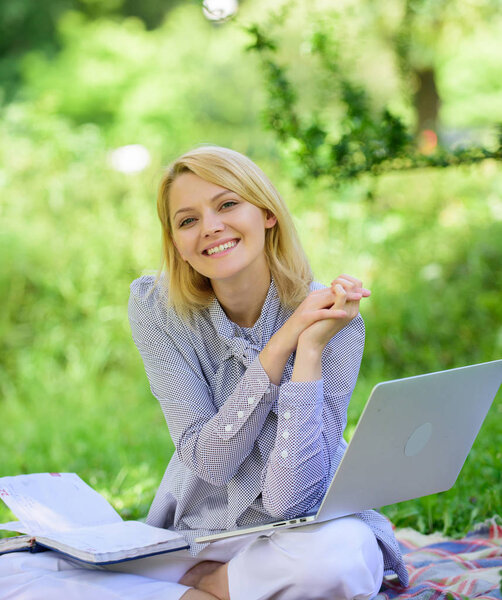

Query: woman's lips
left=203, top=239, right=240, bottom=257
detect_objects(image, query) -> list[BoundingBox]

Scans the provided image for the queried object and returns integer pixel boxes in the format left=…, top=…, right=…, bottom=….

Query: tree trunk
left=414, top=68, right=440, bottom=133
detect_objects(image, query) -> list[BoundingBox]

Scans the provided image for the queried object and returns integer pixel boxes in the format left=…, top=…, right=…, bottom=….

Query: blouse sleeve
left=260, top=314, right=365, bottom=518
left=128, top=278, right=276, bottom=487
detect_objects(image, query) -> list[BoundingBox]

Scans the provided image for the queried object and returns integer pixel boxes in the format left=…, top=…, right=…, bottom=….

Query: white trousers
left=0, top=516, right=384, bottom=600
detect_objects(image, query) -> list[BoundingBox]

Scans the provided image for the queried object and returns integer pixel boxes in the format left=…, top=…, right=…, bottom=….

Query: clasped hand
left=276, top=274, right=371, bottom=355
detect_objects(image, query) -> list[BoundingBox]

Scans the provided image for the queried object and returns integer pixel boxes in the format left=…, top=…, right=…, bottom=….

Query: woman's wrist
left=291, top=341, right=323, bottom=382
left=259, top=334, right=293, bottom=386
left=267, top=330, right=295, bottom=360
left=296, top=332, right=326, bottom=355
left=271, top=323, right=298, bottom=356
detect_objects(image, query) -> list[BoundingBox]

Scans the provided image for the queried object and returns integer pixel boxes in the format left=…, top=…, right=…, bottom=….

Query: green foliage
left=0, top=0, right=184, bottom=102
left=299, top=162, right=502, bottom=537
left=439, top=20, right=502, bottom=128
left=16, top=7, right=269, bottom=154
left=0, top=103, right=170, bottom=525
left=392, top=0, right=502, bottom=71
left=299, top=160, right=502, bottom=372
left=244, top=6, right=502, bottom=186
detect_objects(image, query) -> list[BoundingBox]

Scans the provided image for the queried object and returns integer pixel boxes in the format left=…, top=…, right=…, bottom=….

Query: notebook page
left=39, top=521, right=184, bottom=556
left=0, top=473, right=122, bottom=534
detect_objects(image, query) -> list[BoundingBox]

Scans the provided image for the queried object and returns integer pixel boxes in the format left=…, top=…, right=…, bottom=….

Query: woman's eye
left=178, top=201, right=236, bottom=227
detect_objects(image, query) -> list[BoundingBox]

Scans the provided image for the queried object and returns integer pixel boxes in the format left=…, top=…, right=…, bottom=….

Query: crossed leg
left=179, top=560, right=230, bottom=600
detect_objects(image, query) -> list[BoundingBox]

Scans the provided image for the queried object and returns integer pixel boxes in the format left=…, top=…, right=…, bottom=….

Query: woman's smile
left=203, top=238, right=240, bottom=257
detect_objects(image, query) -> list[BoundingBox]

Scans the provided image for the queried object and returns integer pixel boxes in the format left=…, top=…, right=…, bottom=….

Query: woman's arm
left=260, top=321, right=365, bottom=518
left=261, top=277, right=368, bottom=518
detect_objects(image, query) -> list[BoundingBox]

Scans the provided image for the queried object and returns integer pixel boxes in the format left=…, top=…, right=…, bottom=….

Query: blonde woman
left=126, top=146, right=408, bottom=600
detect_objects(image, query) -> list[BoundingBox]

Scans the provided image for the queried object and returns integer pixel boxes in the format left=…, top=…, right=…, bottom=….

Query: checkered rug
left=376, top=518, right=502, bottom=599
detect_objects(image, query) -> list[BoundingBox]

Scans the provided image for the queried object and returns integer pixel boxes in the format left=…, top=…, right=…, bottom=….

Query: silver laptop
left=196, top=359, right=502, bottom=543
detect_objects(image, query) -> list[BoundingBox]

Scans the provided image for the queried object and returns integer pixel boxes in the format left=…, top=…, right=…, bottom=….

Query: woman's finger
left=332, top=275, right=360, bottom=290
left=345, top=291, right=363, bottom=301
left=331, top=275, right=370, bottom=296
left=331, top=282, right=362, bottom=302
left=333, top=283, right=347, bottom=311
left=332, top=277, right=354, bottom=291
left=338, top=273, right=362, bottom=288
left=331, top=281, right=370, bottom=300
left=313, top=308, right=348, bottom=321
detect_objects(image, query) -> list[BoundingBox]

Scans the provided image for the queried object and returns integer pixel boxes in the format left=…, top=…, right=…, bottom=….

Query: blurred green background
left=1, top=0, right=501, bottom=536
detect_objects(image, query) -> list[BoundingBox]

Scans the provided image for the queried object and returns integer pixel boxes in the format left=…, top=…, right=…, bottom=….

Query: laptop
left=196, top=359, right=502, bottom=543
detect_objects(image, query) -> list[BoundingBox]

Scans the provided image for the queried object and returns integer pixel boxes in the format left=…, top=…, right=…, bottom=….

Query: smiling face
left=168, top=171, right=277, bottom=285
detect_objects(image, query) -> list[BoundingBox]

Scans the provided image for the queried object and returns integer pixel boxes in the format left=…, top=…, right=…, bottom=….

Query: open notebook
left=0, top=473, right=189, bottom=564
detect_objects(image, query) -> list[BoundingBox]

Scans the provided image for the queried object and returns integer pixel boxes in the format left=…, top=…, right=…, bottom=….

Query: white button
left=225, top=424, right=233, bottom=432
left=281, top=450, right=288, bottom=458
left=282, top=430, right=290, bottom=439
left=237, top=411, right=244, bottom=419
left=247, top=397, right=255, bottom=405
left=283, top=411, right=291, bottom=420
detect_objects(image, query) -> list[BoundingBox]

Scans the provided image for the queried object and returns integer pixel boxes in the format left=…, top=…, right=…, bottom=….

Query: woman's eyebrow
left=173, top=190, right=234, bottom=220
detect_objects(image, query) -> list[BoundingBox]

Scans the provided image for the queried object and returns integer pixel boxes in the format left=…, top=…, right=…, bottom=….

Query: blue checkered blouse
left=128, top=275, right=408, bottom=586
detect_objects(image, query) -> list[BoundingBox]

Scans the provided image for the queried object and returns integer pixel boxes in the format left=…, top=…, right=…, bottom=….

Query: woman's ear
left=264, top=211, right=277, bottom=229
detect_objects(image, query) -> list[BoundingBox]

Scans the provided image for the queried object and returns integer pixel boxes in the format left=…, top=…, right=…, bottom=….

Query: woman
left=126, top=145, right=408, bottom=600
left=0, top=145, right=408, bottom=599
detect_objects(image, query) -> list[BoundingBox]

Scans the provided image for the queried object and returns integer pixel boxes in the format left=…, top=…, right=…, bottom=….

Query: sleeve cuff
left=279, top=379, right=324, bottom=407
left=214, top=355, right=276, bottom=440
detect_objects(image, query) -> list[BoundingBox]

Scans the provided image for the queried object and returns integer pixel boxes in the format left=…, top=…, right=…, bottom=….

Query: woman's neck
left=211, top=267, right=271, bottom=328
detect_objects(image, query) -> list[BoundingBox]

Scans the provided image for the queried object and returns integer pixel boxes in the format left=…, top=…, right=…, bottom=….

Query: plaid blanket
left=376, top=518, right=502, bottom=600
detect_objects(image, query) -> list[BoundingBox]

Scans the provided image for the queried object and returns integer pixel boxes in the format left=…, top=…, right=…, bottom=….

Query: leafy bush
left=18, top=7, right=271, bottom=154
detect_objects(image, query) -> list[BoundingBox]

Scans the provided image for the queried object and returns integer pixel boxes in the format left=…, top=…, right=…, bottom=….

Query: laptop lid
left=315, top=359, right=502, bottom=522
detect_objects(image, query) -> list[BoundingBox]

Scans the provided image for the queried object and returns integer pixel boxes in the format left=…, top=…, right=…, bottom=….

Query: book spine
left=30, top=543, right=50, bottom=554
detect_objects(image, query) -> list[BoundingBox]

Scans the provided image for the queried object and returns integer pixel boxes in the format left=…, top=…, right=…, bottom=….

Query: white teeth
left=206, top=240, right=237, bottom=255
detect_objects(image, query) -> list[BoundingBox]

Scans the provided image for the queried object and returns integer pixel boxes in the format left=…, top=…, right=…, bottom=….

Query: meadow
left=1, top=2, right=501, bottom=537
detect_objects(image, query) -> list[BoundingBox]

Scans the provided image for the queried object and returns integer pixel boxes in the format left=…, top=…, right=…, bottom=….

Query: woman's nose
left=202, top=213, right=224, bottom=236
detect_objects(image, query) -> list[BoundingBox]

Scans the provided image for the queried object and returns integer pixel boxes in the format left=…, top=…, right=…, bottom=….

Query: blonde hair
left=156, top=145, right=313, bottom=321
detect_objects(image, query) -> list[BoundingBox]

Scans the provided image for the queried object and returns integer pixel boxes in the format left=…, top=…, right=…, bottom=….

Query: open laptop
left=196, top=359, right=502, bottom=543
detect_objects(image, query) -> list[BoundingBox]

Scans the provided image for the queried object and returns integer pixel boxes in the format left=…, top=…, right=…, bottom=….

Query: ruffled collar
left=207, top=277, right=282, bottom=368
